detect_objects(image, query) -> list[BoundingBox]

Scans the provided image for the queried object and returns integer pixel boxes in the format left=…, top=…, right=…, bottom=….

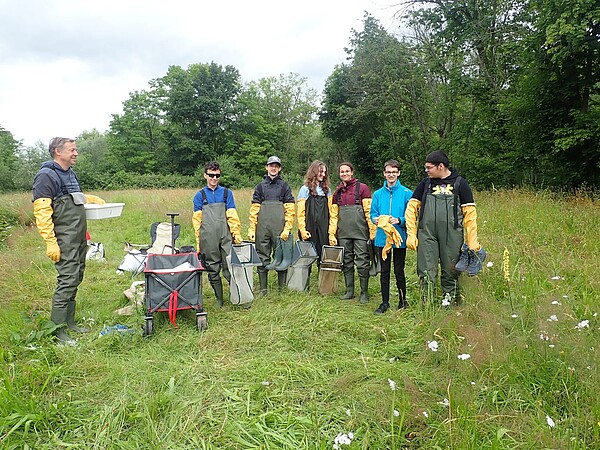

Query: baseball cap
left=266, top=155, right=282, bottom=165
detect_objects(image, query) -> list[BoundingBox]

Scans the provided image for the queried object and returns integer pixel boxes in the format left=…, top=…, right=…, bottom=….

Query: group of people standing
left=33, top=137, right=482, bottom=344
left=192, top=151, right=483, bottom=315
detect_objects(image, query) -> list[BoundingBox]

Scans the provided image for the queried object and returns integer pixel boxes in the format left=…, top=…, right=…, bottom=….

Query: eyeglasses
left=206, top=173, right=221, bottom=178
left=424, top=164, right=438, bottom=171
left=385, top=171, right=399, bottom=175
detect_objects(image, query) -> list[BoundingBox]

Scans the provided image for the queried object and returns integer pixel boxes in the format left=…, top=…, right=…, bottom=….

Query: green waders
left=417, top=191, right=464, bottom=301
left=200, top=201, right=232, bottom=307
left=256, top=201, right=286, bottom=293
left=51, top=194, right=87, bottom=340
left=338, top=204, right=370, bottom=302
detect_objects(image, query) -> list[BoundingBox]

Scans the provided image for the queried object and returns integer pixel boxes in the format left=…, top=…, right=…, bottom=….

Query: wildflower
left=502, top=248, right=510, bottom=282
left=511, top=314, right=518, bottom=318
left=345, top=409, right=351, bottom=417
left=333, top=432, right=354, bottom=449
left=539, top=331, right=549, bottom=341
left=427, top=340, right=439, bottom=352
left=551, top=300, right=561, bottom=305
left=549, top=344, right=555, bottom=348
left=457, top=353, right=471, bottom=360
left=261, top=381, right=270, bottom=386
left=389, top=357, right=396, bottom=363
left=486, top=261, right=493, bottom=268
left=547, top=315, right=558, bottom=322
left=422, top=411, right=429, bottom=418
left=441, top=296, right=451, bottom=306
left=470, top=381, right=476, bottom=385
left=550, top=276, right=564, bottom=280
left=388, top=378, right=396, bottom=391
left=393, top=409, right=400, bottom=417
left=438, top=398, right=450, bottom=407
left=576, top=320, right=589, bottom=329
left=546, top=415, right=555, bottom=428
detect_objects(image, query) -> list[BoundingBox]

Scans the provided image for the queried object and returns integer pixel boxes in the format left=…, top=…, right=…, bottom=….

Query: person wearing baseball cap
left=247, top=155, right=295, bottom=295
left=405, top=150, right=485, bottom=305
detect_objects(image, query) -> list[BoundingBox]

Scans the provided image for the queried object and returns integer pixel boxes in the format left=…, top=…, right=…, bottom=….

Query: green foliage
left=0, top=126, right=20, bottom=192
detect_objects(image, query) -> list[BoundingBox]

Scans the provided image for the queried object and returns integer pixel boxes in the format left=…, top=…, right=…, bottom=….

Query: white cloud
left=0, top=0, right=398, bottom=146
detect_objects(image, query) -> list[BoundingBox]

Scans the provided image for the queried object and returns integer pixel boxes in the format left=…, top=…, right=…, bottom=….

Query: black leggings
left=377, top=246, right=407, bottom=304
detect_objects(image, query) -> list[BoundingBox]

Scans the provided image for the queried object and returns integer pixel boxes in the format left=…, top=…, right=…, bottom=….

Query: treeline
left=1, top=0, right=598, bottom=192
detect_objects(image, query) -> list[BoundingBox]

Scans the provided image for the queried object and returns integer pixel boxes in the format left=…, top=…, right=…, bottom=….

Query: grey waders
left=255, top=201, right=287, bottom=295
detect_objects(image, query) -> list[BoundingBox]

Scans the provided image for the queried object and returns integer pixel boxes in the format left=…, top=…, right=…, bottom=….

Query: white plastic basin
left=84, top=202, right=125, bottom=220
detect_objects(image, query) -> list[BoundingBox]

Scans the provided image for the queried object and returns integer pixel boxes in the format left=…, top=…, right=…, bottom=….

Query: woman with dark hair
left=297, top=161, right=332, bottom=263
left=329, top=162, right=377, bottom=303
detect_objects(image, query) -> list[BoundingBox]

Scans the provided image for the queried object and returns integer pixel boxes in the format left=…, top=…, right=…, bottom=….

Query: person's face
left=424, top=163, right=442, bottom=178
left=384, top=165, right=399, bottom=186
left=317, top=165, right=327, bottom=182
left=55, top=141, right=78, bottom=169
left=339, top=164, right=353, bottom=182
left=204, top=169, right=221, bottom=188
left=266, top=163, right=281, bottom=178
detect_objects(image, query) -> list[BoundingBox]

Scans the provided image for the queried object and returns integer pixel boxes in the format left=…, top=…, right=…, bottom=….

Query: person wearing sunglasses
left=247, top=156, right=295, bottom=296
left=405, top=150, right=483, bottom=305
left=192, top=161, right=242, bottom=307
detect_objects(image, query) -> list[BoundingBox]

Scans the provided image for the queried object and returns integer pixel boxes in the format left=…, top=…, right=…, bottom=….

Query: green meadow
left=0, top=188, right=599, bottom=449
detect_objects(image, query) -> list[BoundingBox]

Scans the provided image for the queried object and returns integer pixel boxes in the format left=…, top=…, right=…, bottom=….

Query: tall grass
left=0, top=188, right=599, bottom=449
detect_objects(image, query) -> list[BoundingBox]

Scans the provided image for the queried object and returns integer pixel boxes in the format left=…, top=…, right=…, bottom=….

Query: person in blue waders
left=192, top=161, right=243, bottom=307
left=32, top=137, right=105, bottom=345
left=405, top=151, right=484, bottom=305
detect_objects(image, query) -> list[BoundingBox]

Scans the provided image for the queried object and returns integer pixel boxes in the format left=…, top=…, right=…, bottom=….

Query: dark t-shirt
left=411, top=170, right=475, bottom=206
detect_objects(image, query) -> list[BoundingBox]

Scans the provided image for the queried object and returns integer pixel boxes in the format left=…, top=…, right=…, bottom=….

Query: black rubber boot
left=55, top=327, right=77, bottom=346
left=340, top=272, right=355, bottom=300
left=277, top=270, right=287, bottom=290
left=358, top=276, right=369, bottom=304
left=275, top=236, right=294, bottom=271
left=258, top=270, right=268, bottom=297
left=211, top=279, right=224, bottom=307
left=398, top=290, right=408, bottom=309
left=67, top=301, right=89, bottom=333
left=265, top=238, right=283, bottom=270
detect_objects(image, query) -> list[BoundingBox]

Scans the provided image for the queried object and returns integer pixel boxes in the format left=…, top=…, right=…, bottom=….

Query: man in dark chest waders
left=193, top=162, right=243, bottom=307
left=247, top=156, right=295, bottom=296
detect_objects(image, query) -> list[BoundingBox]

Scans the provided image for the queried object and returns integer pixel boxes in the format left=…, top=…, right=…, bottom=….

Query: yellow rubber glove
left=192, top=210, right=203, bottom=251
left=85, top=194, right=105, bottom=205
left=248, top=203, right=261, bottom=241
left=33, top=198, right=61, bottom=262
left=281, top=202, right=295, bottom=238
left=461, top=205, right=481, bottom=251
left=296, top=198, right=311, bottom=240
left=328, top=203, right=338, bottom=239
left=405, top=199, right=421, bottom=251
left=226, top=208, right=243, bottom=244
left=329, top=234, right=337, bottom=246
left=361, top=198, right=377, bottom=240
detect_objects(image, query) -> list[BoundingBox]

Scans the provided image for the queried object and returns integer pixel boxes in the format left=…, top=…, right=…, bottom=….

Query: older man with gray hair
left=32, top=137, right=105, bottom=344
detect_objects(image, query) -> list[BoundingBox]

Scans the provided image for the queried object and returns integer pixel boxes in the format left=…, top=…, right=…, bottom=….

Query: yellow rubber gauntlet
left=405, top=199, right=421, bottom=251
left=296, top=198, right=311, bottom=240
left=461, top=205, right=481, bottom=251
left=85, top=194, right=105, bottom=205
left=192, top=210, right=203, bottom=251
left=281, top=202, right=295, bottom=238
left=33, top=198, right=60, bottom=262
left=328, top=203, right=339, bottom=238
left=226, top=208, right=242, bottom=244
left=248, top=203, right=261, bottom=241
left=361, top=198, right=377, bottom=240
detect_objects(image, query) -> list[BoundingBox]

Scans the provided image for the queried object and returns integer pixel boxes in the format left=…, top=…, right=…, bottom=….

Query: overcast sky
left=0, top=0, right=399, bottom=146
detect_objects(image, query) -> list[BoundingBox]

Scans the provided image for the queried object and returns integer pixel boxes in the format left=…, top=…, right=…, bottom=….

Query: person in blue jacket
left=370, top=160, right=413, bottom=314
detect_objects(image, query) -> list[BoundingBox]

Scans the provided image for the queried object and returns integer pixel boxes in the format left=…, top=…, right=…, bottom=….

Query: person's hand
left=406, top=235, right=418, bottom=251
left=85, top=194, right=105, bottom=205
left=247, top=230, right=255, bottom=242
left=390, top=217, right=399, bottom=225
left=300, top=230, right=311, bottom=240
left=328, top=234, right=337, bottom=246
left=232, top=234, right=242, bottom=245
left=46, top=242, right=60, bottom=262
left=280, top=231, right=290, bottom=241
left=373, top=216, right=379, bottom=225
left=369, top=229, right=376, bottom=240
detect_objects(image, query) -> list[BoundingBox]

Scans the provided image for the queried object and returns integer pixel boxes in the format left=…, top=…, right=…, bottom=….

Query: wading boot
left=265, top=238, right=283, bottom=270
left=211, top=279, right=224, bottom=307
left=277, top=270, right=287, bottom=290
left=358, top=276, right=369, bottom=304
left=275, top=236, right=294, bottom=272
left=67, top=301, right=89, bottom=333
left=340, top=272, right=355, bottom=300
left=258, top=270, right=268, bottom=297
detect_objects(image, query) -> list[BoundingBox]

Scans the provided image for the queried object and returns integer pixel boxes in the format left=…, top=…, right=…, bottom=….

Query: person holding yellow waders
left=247, top=156, right=295, bottom=296
left=330, top=162, right=377, bottom=304
left=32, top=137, right=105, bottom=345
left=192, top=161, right=243, bottom=307
left=405, top=151, right=484, bottom=305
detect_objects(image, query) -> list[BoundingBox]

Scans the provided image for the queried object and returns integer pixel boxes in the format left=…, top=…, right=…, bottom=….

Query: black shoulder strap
left=257, top=182, right=265, bottom=202
left=223, top=187, right=229, bottom=204
left=41, top=167, right=69, bottom=196
left=453, top=176, right=463, bottom=229
left=355, top=182, right=361, bottom=205
left=200, top=189, right=208, bottom=205
left=418, top=179, right=431, bottom=225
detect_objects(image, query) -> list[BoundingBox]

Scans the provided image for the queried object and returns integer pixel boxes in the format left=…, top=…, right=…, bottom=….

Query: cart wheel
left=143, top=318, right=153, bottom=336
left=196, top=314, right=208, bottom=332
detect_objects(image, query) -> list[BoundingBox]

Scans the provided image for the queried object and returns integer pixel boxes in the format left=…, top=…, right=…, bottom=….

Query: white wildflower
left=486, top=261, right=493, bottom=268
left=438, top=398, right=450, bottom=407
left=457, top=353, right=471, bottom=360
left=470, top=381, right=476, bottom=385
left=345, top=409, right=351, bottom=417
left=546, top=415, right=555, bottom=428
left=334, top=432, right=353, bottom=447
left=551, top=300, right=561, bottom=305
left=422, top=411, right=429, bottom=418
left=393, top=409, right=400, bottom=417
left=348, top=432, right=354, bottom=439
left=261, top=381, right=270, bottom=386
left=389, top=357, right=396, bottom=363
left=441, top=296, right=451, bottom=306
left=550, top=276, right=563, bottom=280
left=577, top=320, right=589, bottom=329
left=427, top=340, right=439, bottom=352
left=547, top=315, right=558, bottom=322
left=549, top=344, right=555, bottom=348
left=511, top=314, right=518, bottom=318
left=388, top=378, right=396, bottom=391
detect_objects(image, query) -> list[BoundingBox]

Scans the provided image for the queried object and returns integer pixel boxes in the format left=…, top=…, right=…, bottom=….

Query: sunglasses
left=206, top=173, right=221, bottom=178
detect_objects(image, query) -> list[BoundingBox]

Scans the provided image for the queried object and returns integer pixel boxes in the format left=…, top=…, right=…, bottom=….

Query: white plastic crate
left=84, top=203, right=125, bottom=220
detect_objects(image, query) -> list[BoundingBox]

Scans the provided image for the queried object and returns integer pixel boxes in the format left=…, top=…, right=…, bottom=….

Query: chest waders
left=200, top=190, right=232, bottom=306
left=51, top=194, right=87, bottom=328
left=306, top=195, right=329, bottom=262
left=417, top=191, right=464, bottom=301
left=256, top=200, right=286, bottom=292
left=337, top=183, right=371, bottom=302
